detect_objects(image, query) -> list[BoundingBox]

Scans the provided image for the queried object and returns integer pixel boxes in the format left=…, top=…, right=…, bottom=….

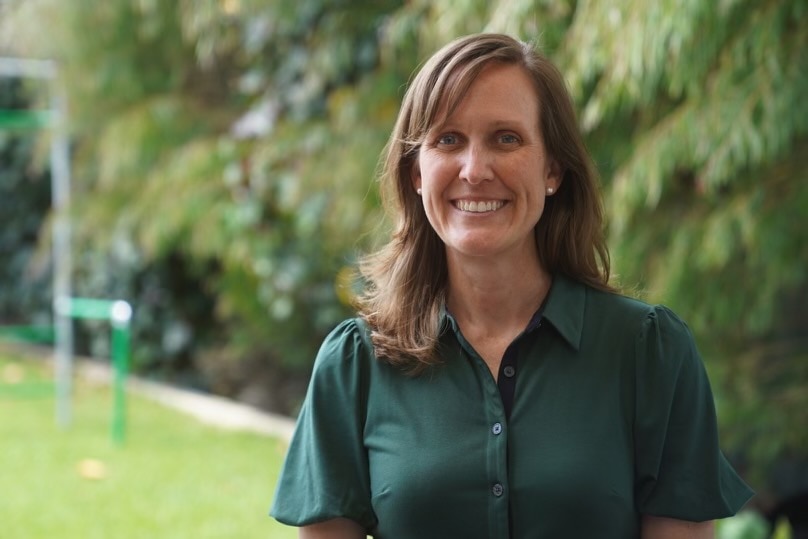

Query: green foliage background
left=2, top=0, right=806, bottom=503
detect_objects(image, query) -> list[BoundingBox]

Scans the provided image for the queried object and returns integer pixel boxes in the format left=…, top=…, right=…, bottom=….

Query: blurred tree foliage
left=2, top=0, right=806, bottom=495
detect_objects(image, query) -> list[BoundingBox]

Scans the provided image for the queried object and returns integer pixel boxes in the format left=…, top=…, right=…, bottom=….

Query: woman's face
left=412, top=62, right=560, bottom=264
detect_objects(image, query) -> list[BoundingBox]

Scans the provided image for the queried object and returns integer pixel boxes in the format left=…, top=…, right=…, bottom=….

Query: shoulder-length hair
left=356, top=33, right=612, bottom=373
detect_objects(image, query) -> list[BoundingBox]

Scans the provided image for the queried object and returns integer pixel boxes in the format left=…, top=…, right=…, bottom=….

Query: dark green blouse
left=271, top=275, right=753, bottom=538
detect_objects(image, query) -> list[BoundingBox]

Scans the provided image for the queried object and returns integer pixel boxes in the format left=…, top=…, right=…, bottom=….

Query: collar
left=438, top=273, right=586, bottom=351
left=541, top=273, right=585, bottom=351
left=438, top=303, right=456, bottom=336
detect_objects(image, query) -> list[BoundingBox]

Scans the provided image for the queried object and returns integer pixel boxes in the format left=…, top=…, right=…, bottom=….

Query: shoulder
left=297, top=318, right=379, bottom=426
left=307, top=317, right=378, bottom=384
left=324, top=317, right=370, bottom=341
left=315, top=318, right=374, bottom=363
left=586, top=286, right=654, bottom=318
left=585, top=285, right=692, bottom=339
left=596, top=294, right=706, bottom=388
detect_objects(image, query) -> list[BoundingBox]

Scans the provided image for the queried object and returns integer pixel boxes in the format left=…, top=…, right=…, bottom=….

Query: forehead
left=431, top=62, right=540, bottom=128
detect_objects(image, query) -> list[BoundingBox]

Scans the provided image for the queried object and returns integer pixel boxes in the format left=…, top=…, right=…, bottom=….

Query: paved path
left=79, top=361, right=297, bottom=442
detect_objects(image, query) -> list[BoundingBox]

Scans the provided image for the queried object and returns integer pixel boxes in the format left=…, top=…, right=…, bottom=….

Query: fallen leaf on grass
left=77, top=458, right=107, bottom=480
left=1, top=363, right=24, bottom=384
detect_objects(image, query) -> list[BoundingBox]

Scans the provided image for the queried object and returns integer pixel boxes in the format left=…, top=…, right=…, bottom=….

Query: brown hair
left=357, top=33, right=612, bottom=373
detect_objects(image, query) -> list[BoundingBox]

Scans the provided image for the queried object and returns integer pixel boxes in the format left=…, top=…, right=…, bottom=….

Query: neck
left=445, top=250, right=551, bottom=332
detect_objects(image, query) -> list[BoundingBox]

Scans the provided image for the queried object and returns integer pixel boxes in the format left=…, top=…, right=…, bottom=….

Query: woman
left=271, top=33, right=753, bottom=538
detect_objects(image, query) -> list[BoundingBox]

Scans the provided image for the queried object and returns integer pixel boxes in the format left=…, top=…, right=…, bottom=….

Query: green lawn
left=0, top=351, right=296, bottom=539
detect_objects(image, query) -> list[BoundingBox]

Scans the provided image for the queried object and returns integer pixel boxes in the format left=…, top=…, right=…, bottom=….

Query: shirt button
left=491, top=422, right=503, bottom=435
left=492, top=483, right=504, bottom=497
left=503, top=365, right=516, bottom=378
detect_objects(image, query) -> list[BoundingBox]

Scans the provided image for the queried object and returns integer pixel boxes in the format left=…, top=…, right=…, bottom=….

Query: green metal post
left=109, top=300, right=132, bottom=446
left=111, top=323, right=130, bottom=445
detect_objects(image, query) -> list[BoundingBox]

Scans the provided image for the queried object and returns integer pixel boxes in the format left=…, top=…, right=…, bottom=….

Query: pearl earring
left=416, top=188, right=423, bottom=195
left=546, top=187, right=554, bottom=195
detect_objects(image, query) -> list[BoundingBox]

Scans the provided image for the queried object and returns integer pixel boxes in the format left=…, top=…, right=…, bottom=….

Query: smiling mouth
left=454, top=200, right=506, bottom=213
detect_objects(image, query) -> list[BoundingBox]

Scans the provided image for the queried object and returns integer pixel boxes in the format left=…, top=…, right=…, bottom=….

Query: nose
left=459, top=143, right=493, bottom=185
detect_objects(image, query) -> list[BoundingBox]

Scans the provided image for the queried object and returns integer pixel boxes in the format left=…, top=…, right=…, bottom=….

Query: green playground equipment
left=1, top=58, right=133, bottom=445
left=57, top=297, right=133, bottom=445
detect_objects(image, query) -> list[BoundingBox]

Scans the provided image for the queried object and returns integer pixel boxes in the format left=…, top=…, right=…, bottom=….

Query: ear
left=545, top=158, right=563, bottom=193
left=410, top=157, right=422, bottom=192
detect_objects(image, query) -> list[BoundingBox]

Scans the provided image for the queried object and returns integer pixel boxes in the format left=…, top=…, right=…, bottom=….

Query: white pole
left=50, top=75, right=73, bottom=428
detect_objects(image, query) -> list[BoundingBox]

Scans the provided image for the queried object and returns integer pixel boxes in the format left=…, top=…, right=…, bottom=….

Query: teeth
left=456, top=200, right=504, bottom=213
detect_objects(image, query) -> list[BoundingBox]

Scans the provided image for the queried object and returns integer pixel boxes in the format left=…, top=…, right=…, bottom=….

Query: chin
left=447, top=242, right=509, bottom=259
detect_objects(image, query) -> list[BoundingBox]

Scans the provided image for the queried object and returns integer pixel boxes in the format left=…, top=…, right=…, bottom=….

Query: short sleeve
left=634, top=306, right=754, bottom=520
left=270, top=319, right=376, bottom=531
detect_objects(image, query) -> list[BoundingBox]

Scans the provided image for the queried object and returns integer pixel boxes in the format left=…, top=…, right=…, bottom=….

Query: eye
left=437, top=133, right=459, bottom=146
left=498, top=132, right=520, bottom=144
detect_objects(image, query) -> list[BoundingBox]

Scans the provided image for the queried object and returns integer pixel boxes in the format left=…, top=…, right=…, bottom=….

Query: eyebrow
left=487, top=120, right=531, bottom=130
left=429, top=118, right=533, bottom=134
